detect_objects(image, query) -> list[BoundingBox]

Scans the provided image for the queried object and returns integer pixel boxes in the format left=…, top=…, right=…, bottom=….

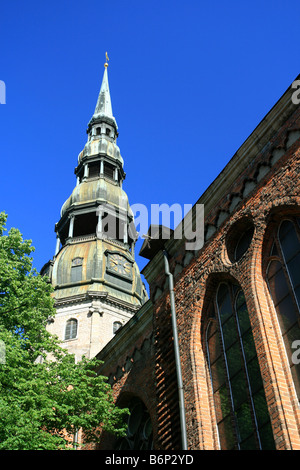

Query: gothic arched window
left=114, top=397, right=153, bottom=450
left=65, top=318, right=78, bottom=340
left=206, top=283, right=275, bottom=450
left=266, top=218, right=300, bottom=400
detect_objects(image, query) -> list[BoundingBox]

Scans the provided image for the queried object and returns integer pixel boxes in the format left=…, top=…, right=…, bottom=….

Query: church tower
left=42, top=56, right=148, bottom=361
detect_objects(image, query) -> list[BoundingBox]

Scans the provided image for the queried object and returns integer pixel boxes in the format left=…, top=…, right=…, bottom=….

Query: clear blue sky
left=0, top=0, right=299, bottom=280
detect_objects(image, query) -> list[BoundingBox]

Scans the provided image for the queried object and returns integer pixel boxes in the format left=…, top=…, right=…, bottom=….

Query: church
left=41, top=58, right=300, bottom=450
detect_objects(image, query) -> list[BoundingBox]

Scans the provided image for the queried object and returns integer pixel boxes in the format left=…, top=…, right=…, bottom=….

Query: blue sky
left=0, top=0, right=299, bottom=281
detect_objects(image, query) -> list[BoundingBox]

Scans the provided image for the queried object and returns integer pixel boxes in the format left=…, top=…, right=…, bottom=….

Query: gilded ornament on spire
left=104, top=52, right=109, bottom=68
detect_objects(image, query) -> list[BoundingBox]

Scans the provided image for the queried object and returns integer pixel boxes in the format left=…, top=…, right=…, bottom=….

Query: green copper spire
left=94, top=65, right=113, bottom=117
left=89, top=52, right=118, bottom=131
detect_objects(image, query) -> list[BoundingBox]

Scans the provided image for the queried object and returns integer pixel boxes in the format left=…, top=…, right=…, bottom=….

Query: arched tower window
left=206, top=282, right=275, bottom=450
left=65, top=318, right=78, bottom=340
left=113, top=321, right=122, bottom=334
left=266, top=218, right=300, bottom=400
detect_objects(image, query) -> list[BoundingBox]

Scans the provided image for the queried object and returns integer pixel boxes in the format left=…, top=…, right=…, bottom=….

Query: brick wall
left=148, top=104, right=300, bottom=449
left=87, top=89, right=300, bottom=451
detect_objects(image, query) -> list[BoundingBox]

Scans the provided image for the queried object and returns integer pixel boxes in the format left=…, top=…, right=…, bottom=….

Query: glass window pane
left=235, top=402, right=254, bottom=442
left=279, top=221, right=300, bottom=263
left=268, top=265, right=290, bottom=305
left=259, top=422, right=276, bottom=450
left=239, top=433, right=257, bottom=450
left=65, top=319, right=77, bottom=340
left=235, top=228, right=254, bottom=261
left=210, top=357, right=226, bottom=390
left=128, top=402, right=143, bottom=436
left=279, top=220, right=294, bottom=238
left=236, top=298, right=251, bottom=335
left=71, top=320, right=77, bottom=338
left=231, top=371, right=248, bottom=409
left=218, top=415, right=236, bottom=450
left=267, top=259, right=282, bottom=277
left=253, top=389, right=270, bottom=428
left=226, top=342, right=243, bottom=378
left=287, top=252, right=300, bottom=289
left=276, top=294, right=298, bottom=335
left=217, top=284, right=233, bottom=324
left=242, top=330, right=257, bottom=363
left=222, top=316, right=238, bottom=350
left=206, top=319, right=217, bottom=339
left=207, top=331, right=222, bottom=364
left=214, top=384, right=232, bottom=423
left=247, top=358, right=263, bottom=394
left=235, top=290, right=246, bottom=309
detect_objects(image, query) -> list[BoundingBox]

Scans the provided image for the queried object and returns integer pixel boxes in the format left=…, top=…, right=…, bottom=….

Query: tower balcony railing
left=65, top=233, right=131, bottom=251
left=67, top=234, right=97, bottom=244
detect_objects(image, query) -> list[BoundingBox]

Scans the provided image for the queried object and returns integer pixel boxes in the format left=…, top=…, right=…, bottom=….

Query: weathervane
left=104, top=52, right=109, bottom=68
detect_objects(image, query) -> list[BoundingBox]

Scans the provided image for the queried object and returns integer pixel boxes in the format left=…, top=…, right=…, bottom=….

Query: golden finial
left=104, top=52, right=109, bottom=68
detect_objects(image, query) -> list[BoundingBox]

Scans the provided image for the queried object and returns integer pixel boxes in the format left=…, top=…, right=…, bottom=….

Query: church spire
left=89, top=52, right=117, bottom=131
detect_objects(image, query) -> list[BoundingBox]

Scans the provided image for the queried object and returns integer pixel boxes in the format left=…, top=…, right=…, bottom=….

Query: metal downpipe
left=163, top=250, right=188, bottom=450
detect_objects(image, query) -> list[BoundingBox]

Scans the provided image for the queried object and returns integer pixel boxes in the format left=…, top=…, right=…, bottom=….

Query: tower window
left=71, top=257, right=83, bottom=282
left=73, top=212, right=98, bottom=238
left=96, top=127, right=101, bottom=135
left=65, top=318, right=78, bottom=340
left=88, top=161, right=100, bottom=178
left=113, top=321, right=122, bottom=334
left=106, top=128, right=110, bottom=136
left=104, top=162, right=114, bottom=180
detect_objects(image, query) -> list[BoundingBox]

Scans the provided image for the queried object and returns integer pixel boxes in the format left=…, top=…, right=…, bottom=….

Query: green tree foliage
left=0, top=212, right=128, bottom=449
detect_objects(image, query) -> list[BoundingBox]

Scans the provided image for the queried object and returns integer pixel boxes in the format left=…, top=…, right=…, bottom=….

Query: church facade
left=43, top=63, right=300, bottom=450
